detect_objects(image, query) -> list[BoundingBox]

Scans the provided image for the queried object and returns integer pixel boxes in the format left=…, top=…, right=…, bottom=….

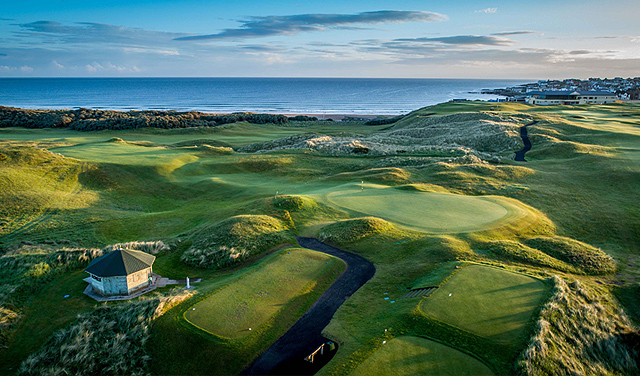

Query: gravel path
left=243, top=237, right=376, bottom=375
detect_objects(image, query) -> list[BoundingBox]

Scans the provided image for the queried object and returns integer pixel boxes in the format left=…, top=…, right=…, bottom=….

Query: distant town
left=476, top=77, right=640, bottom=102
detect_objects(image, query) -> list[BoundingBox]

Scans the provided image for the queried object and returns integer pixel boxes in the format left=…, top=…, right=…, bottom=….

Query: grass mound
left=318, top=217, right=393, bottom=243
left=272, top=195, right=318, bottom=212
left=518, top=277, right=638, bottom=376
left=523, top=236, right=616, bottom=275
left=420, top=264, right=547, bottom=345
left=480, top=240, right=577, bottom=273
left=18, top=289, right=193, bottom=376
left=181, top=215, right=291, bottom=269
left=333, top=167, right=411, bottom=184
left=184, top=249, right=344, bottom=339
left=351, top=336, right=494, bottom=376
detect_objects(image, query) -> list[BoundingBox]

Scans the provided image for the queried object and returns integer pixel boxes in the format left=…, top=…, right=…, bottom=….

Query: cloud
left=52, top=60, right=64, bottom=69
left=15, top=21, right=189, bottom=45
left=491, top=31, right=536, bottom=36
left=85, top=61, right=141, bottom=73
left=395, top=35, right=514, bottom=46
left=175, top=10, right=447, bottom=41
left=475, top=8, right=497, bottom=14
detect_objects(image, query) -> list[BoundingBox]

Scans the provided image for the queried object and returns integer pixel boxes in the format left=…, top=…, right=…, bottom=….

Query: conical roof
left=85, top=249, right=155, bottom=277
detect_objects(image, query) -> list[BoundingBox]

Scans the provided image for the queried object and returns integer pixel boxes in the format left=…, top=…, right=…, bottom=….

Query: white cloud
left=475, top=8, right=498, bottom=14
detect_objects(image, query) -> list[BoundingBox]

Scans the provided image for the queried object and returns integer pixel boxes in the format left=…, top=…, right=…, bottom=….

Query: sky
left=1, top=0, right=639, bottom=79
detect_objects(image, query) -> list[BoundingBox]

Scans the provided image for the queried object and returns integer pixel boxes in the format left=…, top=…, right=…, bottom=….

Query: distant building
left=85, top=249, right=155, bottom=296
left=527, top=91, right=617, bottom=105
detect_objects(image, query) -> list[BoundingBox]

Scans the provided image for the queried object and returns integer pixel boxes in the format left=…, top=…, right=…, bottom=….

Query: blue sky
left=1, top=0, right=639, bottom=78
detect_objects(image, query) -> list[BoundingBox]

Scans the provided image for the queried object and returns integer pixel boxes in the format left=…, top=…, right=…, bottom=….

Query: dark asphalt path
left=243, top=237, right=376, bottom=376
left=515, top=120, right=539, bottom=162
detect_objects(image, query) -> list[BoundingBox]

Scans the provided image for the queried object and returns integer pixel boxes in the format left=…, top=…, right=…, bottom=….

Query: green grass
left=2, top=101, right=640, bottom=376
left=351, top=336, right=494, bottom=376
left=184, top=248, right=345, bottom=339
left=316, top=183, right=530, bottom=233
left=420, top=264, right=547, bottom=345
left=0, top=269, right=96, bottom=374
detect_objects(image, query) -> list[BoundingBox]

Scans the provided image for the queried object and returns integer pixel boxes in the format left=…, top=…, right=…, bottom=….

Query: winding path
left=244, top=237, right=376, bottom=375
left=514, top=120, right=539, bottom=162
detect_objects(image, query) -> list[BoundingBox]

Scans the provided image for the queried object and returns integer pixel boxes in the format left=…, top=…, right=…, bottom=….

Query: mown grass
left=1, top=101, right=639, bottom=376
left=184, top=248, right=345, bottom=339
left=419, top=264, right=547, bottom=346
left=351, top=335, right=494, bottom=376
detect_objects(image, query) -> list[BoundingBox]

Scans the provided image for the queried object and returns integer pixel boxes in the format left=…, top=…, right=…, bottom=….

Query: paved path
left=243, top=237, right=376, bottom=375
left=515, top=120, right=539, bottom=162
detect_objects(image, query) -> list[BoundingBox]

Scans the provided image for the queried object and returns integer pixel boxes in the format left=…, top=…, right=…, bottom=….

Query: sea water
left=0, top=77, right=527, bottom=115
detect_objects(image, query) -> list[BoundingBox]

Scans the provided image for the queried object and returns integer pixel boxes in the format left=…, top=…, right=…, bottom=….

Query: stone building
left=85, top=248, right=155, bottom=296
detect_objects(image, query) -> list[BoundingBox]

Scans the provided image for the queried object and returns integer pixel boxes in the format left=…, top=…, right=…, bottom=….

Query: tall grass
left=518, top=277, right=638, bottom=376
left=0, top=246, right=103, bottom=348
left=523, top=236, right=616, bottom=275
left=103, top=240, right=169, bottom=255
left=181, top=215, right=292, bottom=269
left=18, top=289, right=194, bottom=376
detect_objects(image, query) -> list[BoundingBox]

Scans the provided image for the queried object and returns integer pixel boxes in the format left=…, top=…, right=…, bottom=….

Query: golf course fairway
left=420, top=264, right=546, bottom=345
left=184, top=248, right=345, bottom=339
left=350, top=336, right=494, bottom=376
left=321, top=183, right=527, bottom=233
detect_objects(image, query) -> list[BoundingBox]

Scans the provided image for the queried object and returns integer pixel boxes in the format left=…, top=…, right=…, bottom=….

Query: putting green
left=351, top=336, right=493, bottom=376
left=184, top=248, right=344, bottom=339
left=420, top=265, right=546, bottom=344
left=320, top=183, right=527, bottom=233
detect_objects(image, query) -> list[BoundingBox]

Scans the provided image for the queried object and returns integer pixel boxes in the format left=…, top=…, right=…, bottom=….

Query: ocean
left=0, top=78, right=527, bottom=115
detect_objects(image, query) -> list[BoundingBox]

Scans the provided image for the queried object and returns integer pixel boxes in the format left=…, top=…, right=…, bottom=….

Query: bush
left=364, top=115, right=405, bottom=125
left=0, top=107, right=289, bottom=131
left=319, top=217, right=393, bottom=243
left=523, top=236, right=616, bottom=275
left=181, top=215, right=291, bottom=269
left=288, top=115, right=318, bottom=121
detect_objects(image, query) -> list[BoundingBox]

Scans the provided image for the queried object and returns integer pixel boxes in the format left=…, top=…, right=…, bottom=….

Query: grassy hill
left=1, top=101, right=639, bottom=375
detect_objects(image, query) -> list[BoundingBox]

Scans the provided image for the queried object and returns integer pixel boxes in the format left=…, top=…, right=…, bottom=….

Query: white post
left=186, top=276, right=190, bottom=289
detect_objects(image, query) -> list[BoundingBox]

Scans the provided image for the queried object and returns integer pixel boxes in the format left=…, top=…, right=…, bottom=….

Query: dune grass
left=420, top=265, right=547, bottom=345
left=184, top=248, right=345, bottom=339
left=351, top=336, right=494, bottom=376
left=2, top=101, right=640, bottom=376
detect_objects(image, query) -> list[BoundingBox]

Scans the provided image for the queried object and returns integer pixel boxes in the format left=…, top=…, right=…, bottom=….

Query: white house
left=527, top=91, right=617, bottom=105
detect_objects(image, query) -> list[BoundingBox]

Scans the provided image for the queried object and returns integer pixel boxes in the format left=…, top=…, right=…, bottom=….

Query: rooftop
left=85, top=249, right=155, bottom=277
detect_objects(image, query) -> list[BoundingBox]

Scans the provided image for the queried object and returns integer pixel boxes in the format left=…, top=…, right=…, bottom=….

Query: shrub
left=181, top=215, right=291, bottom=269
left=523, top=236, right=616, bottom=275
left=288, top=115, right=318, bottom=121
left=319, top=217, right=393, bottom=243
left=364, top=115, right=405, bottom=125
